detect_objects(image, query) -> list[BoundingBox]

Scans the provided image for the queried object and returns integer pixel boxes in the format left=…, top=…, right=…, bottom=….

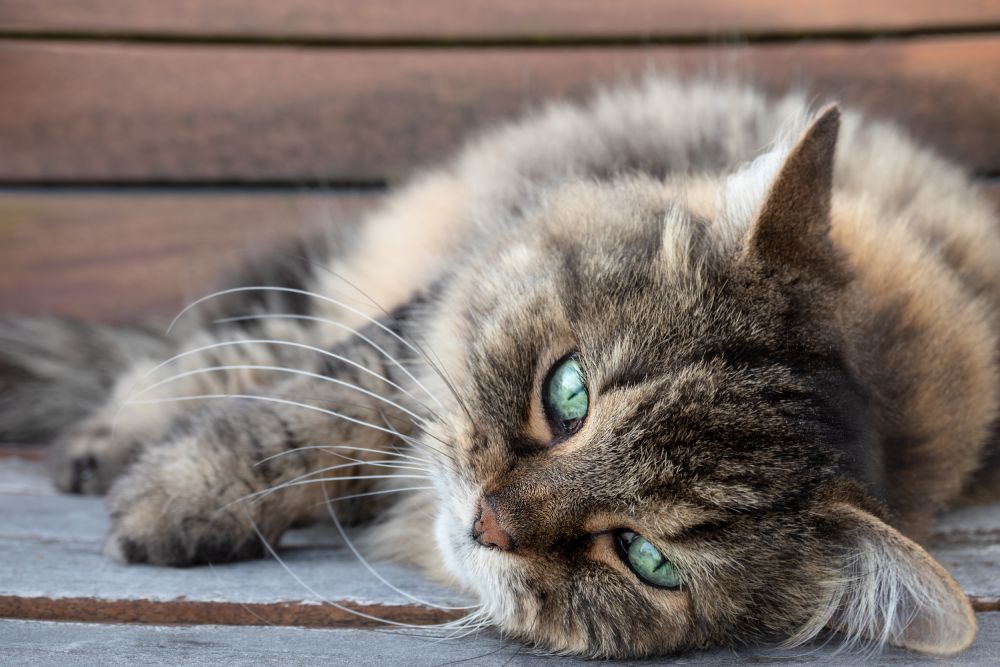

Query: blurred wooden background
left=0, top=1, right=998, bottom=321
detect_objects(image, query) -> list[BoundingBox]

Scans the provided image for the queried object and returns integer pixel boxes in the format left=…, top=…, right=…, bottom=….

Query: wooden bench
left=1, top=2, right=998, bottom=663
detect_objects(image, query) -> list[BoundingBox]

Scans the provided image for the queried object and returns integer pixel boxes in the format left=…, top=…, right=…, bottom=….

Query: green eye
left=617, top=531, right=681, bottom=589
left=543, top=355, right=588, bottom=435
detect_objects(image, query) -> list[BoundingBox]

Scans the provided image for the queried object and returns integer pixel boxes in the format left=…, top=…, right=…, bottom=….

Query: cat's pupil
left=619, top=531, right=681, bottom=589
left=544, top=356, right=588, bottom=433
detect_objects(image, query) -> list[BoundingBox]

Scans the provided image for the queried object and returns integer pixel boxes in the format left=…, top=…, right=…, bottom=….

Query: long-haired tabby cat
left=2, top=78, right=998, bottom=658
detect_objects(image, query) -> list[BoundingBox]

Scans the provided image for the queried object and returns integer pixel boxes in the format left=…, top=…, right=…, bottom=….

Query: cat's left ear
left=739, top=106, right=846, bottom=285
left=803, top=502, right=977, bottom=656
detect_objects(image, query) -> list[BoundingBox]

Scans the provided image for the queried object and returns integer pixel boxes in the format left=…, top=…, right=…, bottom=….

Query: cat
left=2, top=77, right=999, bottom=659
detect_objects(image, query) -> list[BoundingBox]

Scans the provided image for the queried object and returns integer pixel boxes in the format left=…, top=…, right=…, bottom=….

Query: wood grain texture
left=0, top=458, right=469, bottom=625
left=0, top=36, right=998, bottom=184
left=0, top=192, right=377, bottom=322
left=2, top=1, right=999, bottom=39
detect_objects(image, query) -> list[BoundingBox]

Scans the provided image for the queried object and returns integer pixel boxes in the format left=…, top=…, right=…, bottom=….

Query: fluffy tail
left=0, top=317, right=171, bottom=443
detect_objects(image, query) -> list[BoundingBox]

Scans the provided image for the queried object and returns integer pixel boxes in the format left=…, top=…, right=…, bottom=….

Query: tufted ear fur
left=740, top=106, right=846, bottom=286
left=796, top=503, right=977, bottom=656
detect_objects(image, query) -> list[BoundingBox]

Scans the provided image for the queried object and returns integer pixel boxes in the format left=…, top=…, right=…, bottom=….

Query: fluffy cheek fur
left=428, top=427, right=699, bottom=658
left=433, top=495, right=697, bottom=658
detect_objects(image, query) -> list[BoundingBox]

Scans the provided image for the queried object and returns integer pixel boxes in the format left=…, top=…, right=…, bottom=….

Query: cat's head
left=421, top=108, right=976, bottom=657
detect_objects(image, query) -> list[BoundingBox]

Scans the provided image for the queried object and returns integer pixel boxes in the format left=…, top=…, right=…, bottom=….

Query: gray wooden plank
left=0, top=458, right=463, bottom=610
left=2, top=615, right=999, bottom=666
left=928, top=504, right=1000, bottom=608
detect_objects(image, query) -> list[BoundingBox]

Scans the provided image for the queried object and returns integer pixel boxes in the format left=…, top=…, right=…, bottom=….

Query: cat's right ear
left=798, top=502, right=977, bottom=656
left=737, top=106, right=848, bottom=287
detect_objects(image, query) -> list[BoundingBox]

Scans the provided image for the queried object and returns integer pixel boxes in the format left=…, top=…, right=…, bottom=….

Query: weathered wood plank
left=2, top=1, right=998, bottom=40
left=1, top=616, right=999, bottom=666
left=0, top=458, right=467, bottom=627
left=0, top=37, right=998, bottom=183
left=0, top=192, right=377, bottom=322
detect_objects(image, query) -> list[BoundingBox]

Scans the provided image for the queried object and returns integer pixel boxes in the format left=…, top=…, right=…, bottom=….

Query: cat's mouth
left=431, top=480, right=530, bottom=629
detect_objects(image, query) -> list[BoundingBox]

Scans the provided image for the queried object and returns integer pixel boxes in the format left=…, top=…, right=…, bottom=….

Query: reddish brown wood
left=0, top=37, right=998, bottom=183
left=1, top=1, right=998, bottom=39
left=0, top=192, right=377, bottom=322
left=0, top=446, right=46, bottom=461
left=0, top=595, right=459, bottom=628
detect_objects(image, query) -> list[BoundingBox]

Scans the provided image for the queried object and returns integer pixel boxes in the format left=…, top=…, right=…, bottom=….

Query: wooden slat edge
left=0, top=593, right=993, bottom=630
left=1, top=1, right=999, bottom=40
left=0, top=447, right=46, bottom=461
left=973, top=597, right=1000, bottom=612
left=0, top=595, right=459, bottom=628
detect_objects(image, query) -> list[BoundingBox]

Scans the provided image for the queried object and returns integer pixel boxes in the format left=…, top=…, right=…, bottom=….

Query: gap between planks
left=0, top=596, right=458, bottom=629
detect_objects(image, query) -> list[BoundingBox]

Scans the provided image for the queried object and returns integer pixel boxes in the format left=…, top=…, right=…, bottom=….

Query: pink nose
left=472, top=496, right=514, bottom=551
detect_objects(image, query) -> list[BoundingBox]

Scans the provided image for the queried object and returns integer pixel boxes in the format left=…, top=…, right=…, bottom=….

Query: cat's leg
left=49, top=173, right=467, bottom=495
left=50, top=356, right=184, bottom=495
left=103, top=325, right=428, bottom=565
left=49, top=319, right=330, bottom=495
left=48, top=230, right=356, bottom=495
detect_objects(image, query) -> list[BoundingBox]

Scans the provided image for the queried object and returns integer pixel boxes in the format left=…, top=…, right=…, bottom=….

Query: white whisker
left=251, top=268, right=474, bottom=426
left=167, top=287, right=445, bottom=409
left=222, top=462, right=429, bottom=510
left=236, top=474, right=432, bottom=505
left=330, top=457, right=430, bottom=475
left=323, top=487, right=478, bottom=611
left=123, top=390, right=454, bottom=469
left=244, top=515, right=470, bottom=630
left=127, top=364, right=429, bottom=427
left=131, top=337, right=437, bottom=420
left=379, top=415, right=459, bottom=468
left=254, top=444, right=430, bottom=468
left=124, top=393, right=412, bottom=440
left=308, top=486, right=436, bottom=506
left=217, top=313, right=444, bottom=416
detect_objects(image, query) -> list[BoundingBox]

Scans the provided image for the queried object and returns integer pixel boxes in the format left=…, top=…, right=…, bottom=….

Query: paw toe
left=106, top=525, right=265, bottom=566
left=50, top=428, right=138, bottom=495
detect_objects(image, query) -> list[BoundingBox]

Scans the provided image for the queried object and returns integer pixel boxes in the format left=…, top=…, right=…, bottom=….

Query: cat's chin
left=433, top=497, right=530, bottom=633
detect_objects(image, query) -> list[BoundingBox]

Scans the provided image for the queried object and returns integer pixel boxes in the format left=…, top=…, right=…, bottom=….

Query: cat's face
left=420, top=110, right=975, bottom=657
left=423, top=176, right=846, bottom=655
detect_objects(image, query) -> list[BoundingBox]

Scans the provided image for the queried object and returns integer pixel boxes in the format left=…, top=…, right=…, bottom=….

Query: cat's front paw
left=50, top=416, right=141, bottom=495
left=50, top=394, right=179, bottom=495
left=104, top=436, right=272, bottom=566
